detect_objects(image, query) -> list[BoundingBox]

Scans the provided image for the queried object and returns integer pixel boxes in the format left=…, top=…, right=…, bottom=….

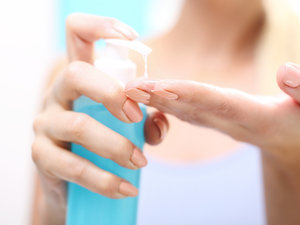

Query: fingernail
left=283, top=63, right=300, bottom=88
left=152, top=90, right=178, bottom=100
left=119, top=181, right=138, bottom=197
left=113, top=23, right=139, bottom=40
left=127, top=97, right=150, bottom=104
left=153, top=118, right=167, bottom=140
left=125, top=88, right=151, bottom=100
left=123, top=100, right=143, bottom=123
left=130, top=148, right=147, bottom=167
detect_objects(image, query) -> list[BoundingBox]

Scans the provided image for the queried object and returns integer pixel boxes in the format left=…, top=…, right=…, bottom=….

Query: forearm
left=262, top=152, right=300, bottom=225
left=37, top=195, right=65, bottom=225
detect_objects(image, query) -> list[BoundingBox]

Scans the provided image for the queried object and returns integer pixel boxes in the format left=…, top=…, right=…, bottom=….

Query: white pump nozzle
left=105, top=39, right=152, bottom=56
left=95, top=39, right=152, bottom=84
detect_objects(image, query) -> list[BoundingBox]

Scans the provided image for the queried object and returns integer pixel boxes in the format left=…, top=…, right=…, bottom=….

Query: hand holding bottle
left=32, top=13, right=168, bottom=220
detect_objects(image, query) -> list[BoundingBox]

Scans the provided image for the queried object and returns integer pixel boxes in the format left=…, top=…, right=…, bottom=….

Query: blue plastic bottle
left=66, top=39, right=152, bottom=225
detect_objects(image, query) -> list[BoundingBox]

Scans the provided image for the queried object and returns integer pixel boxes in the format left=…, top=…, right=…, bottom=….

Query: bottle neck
left=104, top=44, right=128, bottom=60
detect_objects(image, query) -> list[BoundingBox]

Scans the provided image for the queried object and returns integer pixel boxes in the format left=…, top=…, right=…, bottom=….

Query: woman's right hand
left=32, top=13, right=168, bottom=213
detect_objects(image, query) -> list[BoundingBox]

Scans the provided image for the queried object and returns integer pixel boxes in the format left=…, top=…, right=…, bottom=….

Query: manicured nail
left=283, top=63, right=300, bottom=88
left=123, top=100, right=143, bottom=123
left=113, top=23, right=139, bottom=40
left=125, top=88, right=151, bottom=100
left=152, top=90, right=178, bottom=100
left=130, top=148, right=147, bottom=167
left=127, top=97, right=150, bottom=104
left=153, top=118, right=167, bottom=140
left=119, top=181, right=138, bottom=197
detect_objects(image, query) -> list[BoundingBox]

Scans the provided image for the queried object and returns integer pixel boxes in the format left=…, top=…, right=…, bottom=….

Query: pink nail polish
left=283, top=64, right=300, bottom=88
left=130, top=148, right=147, bottom=167
left=153, top=118, right=167, bottom=140
left=127, top=97, right=150, bottom=104
left=122, top=100, right=143, bottom=123
left=119, top=181, right=138, bottom=197
left=152, top=90, right=178, bottom=100
left=125, top=88, right=151, bottom=100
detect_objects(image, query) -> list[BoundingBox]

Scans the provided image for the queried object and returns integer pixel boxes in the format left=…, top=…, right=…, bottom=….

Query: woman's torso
left=137, top=144, right=266, bottom=225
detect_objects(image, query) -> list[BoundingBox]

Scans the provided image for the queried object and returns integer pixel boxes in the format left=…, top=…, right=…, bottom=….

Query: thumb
left=277, top=62, right=300, bottom=103
left=144, top=111, right=169, bottom=145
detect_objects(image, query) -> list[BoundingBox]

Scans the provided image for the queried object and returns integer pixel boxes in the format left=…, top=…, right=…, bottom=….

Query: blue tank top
left=137, top=144, right=266, bottom=225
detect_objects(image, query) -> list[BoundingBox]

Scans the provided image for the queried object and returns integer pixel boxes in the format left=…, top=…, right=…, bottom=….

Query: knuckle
left=71, top=159, right=89, bottom=181
left=67, top=113, right=90, bottom=141
left=211, top=101, right=231, bottom=116
left=65, top=61, right=86, bottom=81
left=101, top=174, right=120, bottom=196
left=101, top=17, right=119, bottom=30
left=103, top=80, right=123, bottom=103
left=108, top=134, right=133, bottom=164
left=33, top=115, right=44, bottom=133
left=189, top=110, right=209, bottom=126
left=114, top=138, right=133, bottom=162
left=66, top=13, right=81, bottom=30
left=188, top=81, right=203, bottom=101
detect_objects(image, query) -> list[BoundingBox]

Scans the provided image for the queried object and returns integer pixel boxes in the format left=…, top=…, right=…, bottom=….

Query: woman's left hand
left=125, top=62, right=300, bottom=166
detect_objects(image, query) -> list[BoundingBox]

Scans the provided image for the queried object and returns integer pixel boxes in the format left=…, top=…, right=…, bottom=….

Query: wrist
left=37, top=192, right=66, bottom=225
left=36, top=175, right=66, bottom=225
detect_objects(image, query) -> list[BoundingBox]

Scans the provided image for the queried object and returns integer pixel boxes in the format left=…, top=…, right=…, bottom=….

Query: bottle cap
left=94, top=39, right=152, bottom=84
left=104, top=39, right=152, bottom=60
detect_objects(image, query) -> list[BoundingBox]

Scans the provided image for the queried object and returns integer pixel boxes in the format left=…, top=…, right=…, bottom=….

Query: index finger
left=66, top=13, right=139, bottom=63
left=127, top=78, right=271, bottom=126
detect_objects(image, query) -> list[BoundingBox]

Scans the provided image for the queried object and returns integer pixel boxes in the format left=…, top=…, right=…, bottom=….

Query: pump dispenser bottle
left=66, top=39, right=152, bottom=225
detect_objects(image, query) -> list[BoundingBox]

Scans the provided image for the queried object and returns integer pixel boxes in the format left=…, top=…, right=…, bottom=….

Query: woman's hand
left=32, top=13, right=168, bottom=223
left=125, top=62, right=300, bottom=224
left=125, top=63, right=300, bottom=166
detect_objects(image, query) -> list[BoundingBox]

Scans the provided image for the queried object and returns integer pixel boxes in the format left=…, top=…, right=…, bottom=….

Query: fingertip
left=144, top=112, right=169, bottom=145
left=130, top=148, right=148, bottom=168
left=118, top=181, right=139, bottom=197
left=276, top=63, right=300, bottom=103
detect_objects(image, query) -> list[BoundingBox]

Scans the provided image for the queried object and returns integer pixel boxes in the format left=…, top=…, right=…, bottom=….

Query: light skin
left=125, top=1, right=300, bottom=224
left=32, top=14, right=168, bottom=225
left=130, top=0, right=265, bottom=163
left=32, top=1, right=300, bottom=225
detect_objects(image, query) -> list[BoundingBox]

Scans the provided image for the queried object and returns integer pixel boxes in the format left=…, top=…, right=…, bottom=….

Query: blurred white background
left=0, top=0, right=299, bottom=224
left=0, top=0, right=56, bottom=224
